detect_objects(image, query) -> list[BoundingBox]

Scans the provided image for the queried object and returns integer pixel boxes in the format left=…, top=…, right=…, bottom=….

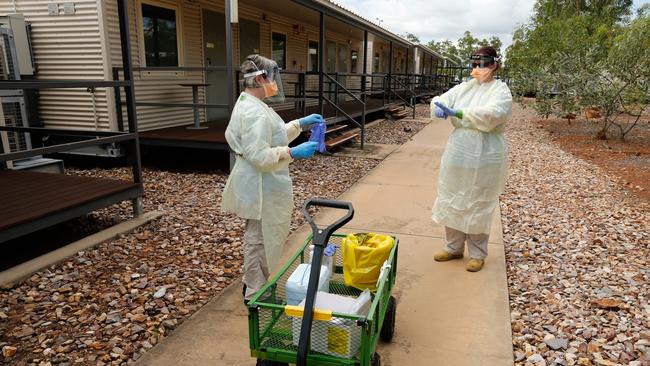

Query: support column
left=117, top=0, right=143, bottom=218
left=225, top=0, right=234, bottom=116
left=319, top=12, right=325, bottom=115
left=361, top=30, right=368, bottom=150
left=226, top=0, right=235, bottom=172
left=388, top=41, right=393, bottom=104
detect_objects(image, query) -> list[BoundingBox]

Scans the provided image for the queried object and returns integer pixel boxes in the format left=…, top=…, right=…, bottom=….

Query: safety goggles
left=469, top=54, right=496, bottom=69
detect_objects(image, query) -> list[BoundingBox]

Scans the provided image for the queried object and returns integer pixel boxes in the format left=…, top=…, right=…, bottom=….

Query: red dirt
left=533, top=111, right=650, bottom=203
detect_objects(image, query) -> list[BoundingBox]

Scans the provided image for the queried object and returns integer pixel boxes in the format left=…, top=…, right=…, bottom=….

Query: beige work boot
left=466, top=258, right=485, bottom=272
left=434, top=251, right=464, bottom=262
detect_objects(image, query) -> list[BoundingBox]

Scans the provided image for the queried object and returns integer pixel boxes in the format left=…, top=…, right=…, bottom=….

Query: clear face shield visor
left=242, top=66, right=285, bottom=103
left=468, top=54, right=496, bottom=69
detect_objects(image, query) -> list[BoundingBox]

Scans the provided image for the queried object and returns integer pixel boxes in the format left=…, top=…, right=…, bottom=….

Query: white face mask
left=470, top=66, right=494, bottom=83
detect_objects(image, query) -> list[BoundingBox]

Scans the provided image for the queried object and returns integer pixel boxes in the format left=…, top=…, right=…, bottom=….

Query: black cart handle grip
left=301, top=198, right=354, bottom=247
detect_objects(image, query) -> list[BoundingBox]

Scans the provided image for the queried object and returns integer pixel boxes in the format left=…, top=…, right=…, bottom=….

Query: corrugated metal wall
left=105, top=0, right=205, bottom=132
left=105, top=0, right=372, bottom=130
left=0, top=1, right=111, bottom=131
left=4, top=0, right=416, bottom=133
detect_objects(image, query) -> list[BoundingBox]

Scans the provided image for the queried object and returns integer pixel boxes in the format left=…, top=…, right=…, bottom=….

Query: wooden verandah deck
left=139, top=98, right=388, bottom=149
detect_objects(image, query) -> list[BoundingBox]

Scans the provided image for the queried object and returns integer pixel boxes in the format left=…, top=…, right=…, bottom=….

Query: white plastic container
left=285, top=263, right=331, bottom=306
left=290, top=291, right=372, bottom=358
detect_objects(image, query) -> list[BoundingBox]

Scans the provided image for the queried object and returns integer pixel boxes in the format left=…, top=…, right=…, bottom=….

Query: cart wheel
left=380, top=296, right=396, bottom=342
left=371, top=352, right=381, bottom=366
left=255, top=360, right=288, bottom=366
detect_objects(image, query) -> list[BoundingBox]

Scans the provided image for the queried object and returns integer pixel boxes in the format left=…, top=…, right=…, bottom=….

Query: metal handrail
left=322, top=95, right=361, bottom=127
left=323, top=72, right=364, bottom=104
left=0, top=80, right=132, bottom=89
left=0, top=131, right=136, bottom=162
left=113, top=66, right=228, bottom=72
left=321, top=72, right=366, bottom=148
left=387, top=74, right=417, bottom=119
left=0, top=125, right=127, bottom=137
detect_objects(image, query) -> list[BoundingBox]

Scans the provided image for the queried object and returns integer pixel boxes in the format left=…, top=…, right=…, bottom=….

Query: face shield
left=468, top=54, right=496, bottom=69
left=243, top=65, right=286, bottom=103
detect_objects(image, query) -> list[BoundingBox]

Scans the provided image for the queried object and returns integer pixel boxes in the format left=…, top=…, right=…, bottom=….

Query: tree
left=403, top=32, right=420, bottom=44
left=589, top=13, right=650, bottom=140
left=426, top=39, right=461, bottom=63
left=457, top=31, right=479, bottom=59
left=506, top=0, right=646, bottom=140
left=426, top=33, right=504, bottom=66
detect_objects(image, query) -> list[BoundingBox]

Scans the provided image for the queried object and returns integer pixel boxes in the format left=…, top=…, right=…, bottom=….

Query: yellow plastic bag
left=342, top=233, right=394, bottom=291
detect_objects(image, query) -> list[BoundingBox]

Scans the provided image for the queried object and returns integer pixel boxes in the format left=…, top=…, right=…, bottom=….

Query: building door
left=239, top=19, right=260, bottom=64
left=202, top=9, right=228, bottom=121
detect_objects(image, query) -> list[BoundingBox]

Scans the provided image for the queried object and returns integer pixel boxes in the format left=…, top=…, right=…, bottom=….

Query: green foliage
left=506, top=0, right=647, bottom=140
left=426, top=31, right=503, bottom=64
left=402, top=32, right=421, bottom=44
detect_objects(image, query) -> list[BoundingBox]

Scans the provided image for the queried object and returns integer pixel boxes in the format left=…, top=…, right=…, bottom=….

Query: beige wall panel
left=1, top=0, right=111, bottom=130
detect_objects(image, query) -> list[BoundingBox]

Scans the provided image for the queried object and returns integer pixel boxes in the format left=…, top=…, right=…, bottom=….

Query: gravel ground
left=503, top=104, right=650, bottom=366
left=363, top=103, right=430, bottom=145
left=0, top=107, right=431, bottom=365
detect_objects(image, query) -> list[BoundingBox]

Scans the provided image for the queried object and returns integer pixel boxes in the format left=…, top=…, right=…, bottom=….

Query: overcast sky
left=332, top=0, right=649, bottom=52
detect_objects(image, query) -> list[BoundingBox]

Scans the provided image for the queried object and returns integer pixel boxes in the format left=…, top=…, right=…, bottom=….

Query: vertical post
left=225, top=0, right=234, bottom=116
left=361, top=30, right=368, bottom=150
left=318, top=12, right=325, bottom=115
left=334, top=72, right=338, bottom=116
left=406, top=46, right=413, bottom=118
left=112, top=67, right=124, bottom=132
left=117, top=0, right=143, bottom=216
left=388, top=41, right=393, bottom=104
left=301, top=72, right=307, bottom=116
left=429, top=56, right=433, bottom=93
left=192, top=86, right=200, bottom=128
left=226, top=0, right=236, bottom=172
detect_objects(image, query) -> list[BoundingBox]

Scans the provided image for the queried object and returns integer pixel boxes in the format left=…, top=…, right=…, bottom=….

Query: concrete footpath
left=136, top=120, right=514, bottom=366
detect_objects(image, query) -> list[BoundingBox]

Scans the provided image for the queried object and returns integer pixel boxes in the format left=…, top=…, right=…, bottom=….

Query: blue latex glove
left=299, top=114, right=325, bottom=128
left=434, top=105, right=446, bottom=119
left=434, top=102, right=461, bottom=119
left=324, top=244, right=336, bottom=257
left=290, top=141, right=318, bottom=159
left=308, top=121, right=327, bottom=153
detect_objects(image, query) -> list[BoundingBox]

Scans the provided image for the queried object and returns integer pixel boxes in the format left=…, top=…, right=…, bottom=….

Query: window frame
left=136, top=0, right=184, bottom=76
left=271, top=32, right=287, bottom=70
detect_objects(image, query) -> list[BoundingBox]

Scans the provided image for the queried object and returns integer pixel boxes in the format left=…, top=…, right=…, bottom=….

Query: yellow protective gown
left=430, top=78, right=512, bottom=235
left=221, top=92, right=301, bottom=272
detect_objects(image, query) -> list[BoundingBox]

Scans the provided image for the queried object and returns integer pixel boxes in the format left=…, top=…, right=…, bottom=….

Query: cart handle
left=301, top=198, right=354, bottom=247
left=297, top=198, right=354, bottom=366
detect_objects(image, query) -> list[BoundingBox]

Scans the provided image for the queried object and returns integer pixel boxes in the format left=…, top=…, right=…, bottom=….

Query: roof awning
left=292, top=0, right=411, bottom=48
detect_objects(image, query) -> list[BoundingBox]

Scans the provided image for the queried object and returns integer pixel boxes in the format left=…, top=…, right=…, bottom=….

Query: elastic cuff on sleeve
left=455, top=110, right=463, bottom=119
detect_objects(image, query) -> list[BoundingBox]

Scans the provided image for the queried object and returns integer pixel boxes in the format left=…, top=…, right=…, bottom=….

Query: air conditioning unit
left=0, top=14, right=34, bottom=77
left=0, top=26, right=63, bottom=173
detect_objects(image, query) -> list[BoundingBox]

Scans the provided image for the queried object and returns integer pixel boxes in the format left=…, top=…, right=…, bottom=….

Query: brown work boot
left=434, top=251, right=463, bottom=262
left=466, top=258, right=485, bottom=272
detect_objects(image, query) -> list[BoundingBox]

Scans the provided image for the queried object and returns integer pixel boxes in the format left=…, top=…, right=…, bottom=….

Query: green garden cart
left=247, top=199, right=398, bottom=366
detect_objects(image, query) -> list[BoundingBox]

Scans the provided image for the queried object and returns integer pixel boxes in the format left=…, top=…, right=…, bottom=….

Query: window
left=350, top=50, right=358, bottom=73
left=272, top=32, right=286, bottom=69
left=141, top=3, right=179, bottom=67
left=308, top=41, right=318, bottom=72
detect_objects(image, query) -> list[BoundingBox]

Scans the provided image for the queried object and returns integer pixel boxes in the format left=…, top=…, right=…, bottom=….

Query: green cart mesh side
left=249, top=234, right=367, bottom=362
